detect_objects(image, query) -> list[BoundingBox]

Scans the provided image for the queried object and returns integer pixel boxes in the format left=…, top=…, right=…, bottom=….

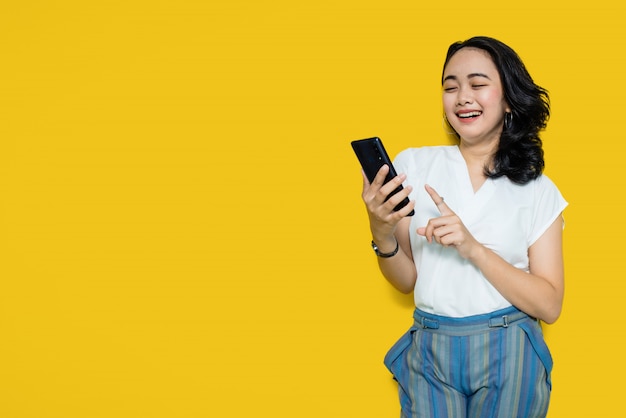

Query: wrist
left=467, top=242, right=488, bottom=265
left=371, top=238, right=399, bottom=258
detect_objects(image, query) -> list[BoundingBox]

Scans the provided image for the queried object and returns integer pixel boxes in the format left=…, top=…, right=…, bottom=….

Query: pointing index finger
left=424, top=184, right=454, bottom=215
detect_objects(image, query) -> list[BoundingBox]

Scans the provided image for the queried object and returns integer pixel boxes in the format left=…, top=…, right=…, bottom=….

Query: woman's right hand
left=361, top=165, right=415, bottom=246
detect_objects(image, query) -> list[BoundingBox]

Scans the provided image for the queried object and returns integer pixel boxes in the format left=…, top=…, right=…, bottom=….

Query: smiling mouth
left=457, top=111, right=482, bottom=119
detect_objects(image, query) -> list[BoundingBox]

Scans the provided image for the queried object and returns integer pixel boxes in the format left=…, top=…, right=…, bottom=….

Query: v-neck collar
left=451, top=146, right=498, bottom=221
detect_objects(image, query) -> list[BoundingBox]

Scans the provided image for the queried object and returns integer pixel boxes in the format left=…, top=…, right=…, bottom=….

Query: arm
left=467, top=216, right=564, bottom=323
left=418, top=184, right=565, bottom=323
left=361, top=166, right=417, bottom=293
left=377, top=216, right=416, bottom=293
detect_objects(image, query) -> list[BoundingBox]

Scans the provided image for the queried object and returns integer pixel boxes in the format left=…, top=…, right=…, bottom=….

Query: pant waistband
left=413, top=306, right=533, bottom=335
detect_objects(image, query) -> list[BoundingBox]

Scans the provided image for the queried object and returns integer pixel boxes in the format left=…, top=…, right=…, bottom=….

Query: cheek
left=442, top=95, right=456, bottom=114
left=481, top=89, right=506, bottom=109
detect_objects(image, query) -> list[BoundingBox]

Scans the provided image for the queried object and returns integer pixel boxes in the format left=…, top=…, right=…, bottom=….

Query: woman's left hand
left=417, top=184, right=481, bottom=260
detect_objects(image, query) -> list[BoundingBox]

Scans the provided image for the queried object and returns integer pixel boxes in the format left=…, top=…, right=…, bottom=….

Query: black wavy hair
left=442, top=36, right=550, bottom=184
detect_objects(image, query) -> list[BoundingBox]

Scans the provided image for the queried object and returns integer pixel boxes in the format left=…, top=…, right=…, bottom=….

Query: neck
left=458, top=139, right=498, bottom=192
left=459, top=140, right=497, bottom=170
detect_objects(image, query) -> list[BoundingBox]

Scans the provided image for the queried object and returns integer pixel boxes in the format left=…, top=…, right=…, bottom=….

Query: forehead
left=443, top=47, right=500, bottom=79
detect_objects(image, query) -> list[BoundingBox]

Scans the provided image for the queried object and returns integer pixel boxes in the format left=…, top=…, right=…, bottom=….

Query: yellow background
left=0, top=1, right=622, bottom=417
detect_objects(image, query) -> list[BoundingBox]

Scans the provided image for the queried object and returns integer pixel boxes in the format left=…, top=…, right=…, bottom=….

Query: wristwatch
left=371, top=239, right=399, bottom=258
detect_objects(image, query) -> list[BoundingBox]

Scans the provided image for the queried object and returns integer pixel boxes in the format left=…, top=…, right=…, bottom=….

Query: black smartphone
left=351, top=137, right=414, bottom=216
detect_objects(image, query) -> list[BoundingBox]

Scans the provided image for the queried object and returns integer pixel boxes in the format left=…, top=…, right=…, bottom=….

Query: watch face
left=371, top=240, right=398, bottom=257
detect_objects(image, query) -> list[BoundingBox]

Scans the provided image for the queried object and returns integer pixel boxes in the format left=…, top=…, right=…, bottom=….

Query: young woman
left=360, top=36, right=567, bottom=417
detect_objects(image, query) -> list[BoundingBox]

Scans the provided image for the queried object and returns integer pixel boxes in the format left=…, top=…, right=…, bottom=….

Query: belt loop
left=418, top=316, right=426, bottom=328
left=417, top=316, right=440, bottom=329
left=423, top=318, right=439, bottom=329
left=488, top=314, right=511, bottom=328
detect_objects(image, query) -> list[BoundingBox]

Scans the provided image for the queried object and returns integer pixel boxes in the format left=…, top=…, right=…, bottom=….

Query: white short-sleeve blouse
left=393, top=146, right=568, bottom=317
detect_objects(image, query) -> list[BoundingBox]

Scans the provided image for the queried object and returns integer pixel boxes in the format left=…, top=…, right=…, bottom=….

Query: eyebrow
left=443, top=73, right=492, bottom=82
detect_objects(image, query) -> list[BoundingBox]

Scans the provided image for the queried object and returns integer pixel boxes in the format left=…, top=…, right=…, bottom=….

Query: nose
left=456, top=86, right=473, bottom=106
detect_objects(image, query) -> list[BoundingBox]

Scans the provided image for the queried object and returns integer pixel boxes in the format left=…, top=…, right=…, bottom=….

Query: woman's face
left=442, top=47, right=510, bottom=146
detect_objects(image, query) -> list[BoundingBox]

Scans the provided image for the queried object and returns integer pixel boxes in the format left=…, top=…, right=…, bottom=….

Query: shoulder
left=534, top=173, right=559, bottom=189
left=502, top=173, right=561, bottom=193
left=525, top=174, right=564, bottom=197
left=502, top=174, right=567, bottom=213
left=525, top=174, right=568, bottom=244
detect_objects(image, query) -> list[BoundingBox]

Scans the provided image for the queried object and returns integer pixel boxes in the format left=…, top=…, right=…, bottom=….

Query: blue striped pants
left=384, top=307, right=552, bottom=418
